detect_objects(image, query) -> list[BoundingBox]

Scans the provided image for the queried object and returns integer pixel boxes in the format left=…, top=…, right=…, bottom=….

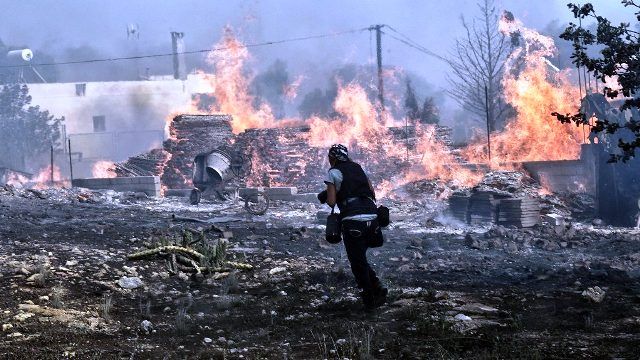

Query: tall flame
left=462, top=15, right=583, bottom=166
left=159, top=17, right=586, bottom=196
left=202, top=27, right=277, bottom=134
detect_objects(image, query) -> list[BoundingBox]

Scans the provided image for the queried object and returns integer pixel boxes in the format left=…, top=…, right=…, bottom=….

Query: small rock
left=563, top=226, right=577, bottom=240
left=269, top=267, right=287, bottom=275
left=582, top=286, right=606, bottom=303
left=140, top=320, right=153, bottom=334
left=488, top=238, right=503, bottom=249
left=454, top=313, right=472, bottom=322
left=455, top=303, right=499, bottom=314
left=505, top=241, right=518, bottom=253
left=2, top=324, right=13, bottom=331
left=465, top=233, right=488, bottom=250
left=204, top=337, right=213, bottom=344
left=65, top=260, right=78, bottom=267
left=434, top=291, right=450, bottom=300
left=13, top=313, right=34, bottom=322
left=397, top=264, right=412, bottom=272
left=592, top=218, right=604, bottom=226
left=26, top=273, right=44, bottom=283
left=410, top=238, right=423, bottom=247
left=117, top=276, right=144, bottom=289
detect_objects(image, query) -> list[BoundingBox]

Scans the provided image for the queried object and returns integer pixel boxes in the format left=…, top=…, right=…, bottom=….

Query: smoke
left=3, top=1, right=621, bottom=90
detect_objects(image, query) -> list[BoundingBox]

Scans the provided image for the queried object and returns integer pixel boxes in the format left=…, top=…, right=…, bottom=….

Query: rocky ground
left=0, top=185, right=639, bottom=359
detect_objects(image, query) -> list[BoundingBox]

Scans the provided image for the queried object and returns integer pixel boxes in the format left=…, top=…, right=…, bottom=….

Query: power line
left=382, top=25, right=449, bottom=63
left=0, top=27, right=369, bottom=69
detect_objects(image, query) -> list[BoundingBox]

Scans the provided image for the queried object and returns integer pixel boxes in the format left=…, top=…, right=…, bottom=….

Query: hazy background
left=0, top=0, right=632, bottom=118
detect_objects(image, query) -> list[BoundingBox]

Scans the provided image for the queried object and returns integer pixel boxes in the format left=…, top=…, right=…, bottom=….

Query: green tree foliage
left=552, top=1, right=640, bottom=161
left=0, top=84, right=64, bottom=169
left=420, top=97, right=440, bottom=124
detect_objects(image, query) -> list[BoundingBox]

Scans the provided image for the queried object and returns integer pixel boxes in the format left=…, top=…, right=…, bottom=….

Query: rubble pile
left=115, top=149, right=168, bottom=177
left=115, top=116, right=456, bottom=193
left=116, top=115, right=234, bottom=189
left=0, top=183, right=153, bottom=205
left=162, top=115, right=234, bottom=188
left=234, top=127, right=326, bottom=192
left=388, top=125, right=453, bottom=151
left=449, top=171, right=547, bottom=227
left=465, top=221, right=634, bottom=253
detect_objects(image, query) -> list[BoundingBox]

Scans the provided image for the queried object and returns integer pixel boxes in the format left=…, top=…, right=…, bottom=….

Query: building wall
left=522, top=145, right=599, bottom=197
left=26, top=74, right=213, bottom=163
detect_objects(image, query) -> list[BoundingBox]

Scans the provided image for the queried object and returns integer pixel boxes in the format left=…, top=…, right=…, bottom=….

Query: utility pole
left=372, top=24, right=385, bottom=111
left=50, top=145, right=54, bottom=185
left=68, top=139, right=74, bottom=183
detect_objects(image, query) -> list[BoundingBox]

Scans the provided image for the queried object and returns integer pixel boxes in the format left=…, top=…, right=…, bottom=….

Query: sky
left=0, top=0, right=633, bottom=105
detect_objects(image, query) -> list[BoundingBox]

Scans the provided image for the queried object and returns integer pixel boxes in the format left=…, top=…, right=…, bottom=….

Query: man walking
left=318, top=144, right=387, bottom=310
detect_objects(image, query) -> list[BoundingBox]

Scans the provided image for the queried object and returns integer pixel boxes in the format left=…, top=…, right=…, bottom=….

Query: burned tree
left=447, top=0, right=512, bottom=131
left=420, top=96, right=440, bottom=124
left=404, top=80, right=420, bottom=123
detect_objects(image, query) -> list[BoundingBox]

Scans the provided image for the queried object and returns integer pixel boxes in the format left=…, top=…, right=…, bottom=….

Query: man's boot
left=372, top=282, right=388, bottom=307
left=360, top=290, right=376, bottom=311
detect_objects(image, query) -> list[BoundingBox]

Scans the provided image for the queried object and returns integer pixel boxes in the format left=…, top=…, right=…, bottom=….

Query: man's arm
left=326, top=183, right=337, bottom=207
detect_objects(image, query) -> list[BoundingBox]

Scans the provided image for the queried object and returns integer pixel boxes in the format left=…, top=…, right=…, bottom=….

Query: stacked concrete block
left=72, top=176, right=161, bottom=197
left=238, top=187, right=298, bottom=201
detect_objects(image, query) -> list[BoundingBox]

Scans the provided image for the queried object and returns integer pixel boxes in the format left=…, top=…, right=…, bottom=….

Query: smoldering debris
left=1, top=176, right=639, bottom=358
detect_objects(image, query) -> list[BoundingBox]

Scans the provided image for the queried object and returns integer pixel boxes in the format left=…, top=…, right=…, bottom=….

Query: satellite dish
left=7, top=49, right=33, bottom=62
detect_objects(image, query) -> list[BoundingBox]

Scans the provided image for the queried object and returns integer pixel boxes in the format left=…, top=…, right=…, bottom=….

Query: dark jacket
left=331, top=160, right=376, bottom=218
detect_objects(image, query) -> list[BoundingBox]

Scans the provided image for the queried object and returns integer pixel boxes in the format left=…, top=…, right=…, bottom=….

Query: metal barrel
left=205, top=151, right=232, bottom=184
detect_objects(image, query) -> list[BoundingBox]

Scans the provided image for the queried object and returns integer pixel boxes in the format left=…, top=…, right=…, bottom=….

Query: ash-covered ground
left=0, top=184, right=639, bottom=359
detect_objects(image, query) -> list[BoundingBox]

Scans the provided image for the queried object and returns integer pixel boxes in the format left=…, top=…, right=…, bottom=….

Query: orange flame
left=201, top=27, right=277, bottom=134
left=463, top=16, right=583, bottom=166
left=92, top=161, right=116, bottom=178
left=158, top=17, right=586, bottom=197
left=5, top=172, right=29, bottom=188
left=32, top=165, right=69, bottom=189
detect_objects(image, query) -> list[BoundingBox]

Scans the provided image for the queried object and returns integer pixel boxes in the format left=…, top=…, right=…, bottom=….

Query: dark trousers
left=342, top=219, right=381, bottom=292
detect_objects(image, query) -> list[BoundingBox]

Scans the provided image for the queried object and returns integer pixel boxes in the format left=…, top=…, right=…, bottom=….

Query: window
left=75, top=83, right=86, bottom=96
left=93, top=116, right=106, bottom=132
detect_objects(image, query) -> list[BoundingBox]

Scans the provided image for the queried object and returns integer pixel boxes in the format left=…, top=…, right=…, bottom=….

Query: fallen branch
left=128, top=246, right=204, bottom=261
left=227, top=261, right=253, bottom=270
left=176, top=254, right=201, bottom=274
left=177, top=263, right=252, bottom=273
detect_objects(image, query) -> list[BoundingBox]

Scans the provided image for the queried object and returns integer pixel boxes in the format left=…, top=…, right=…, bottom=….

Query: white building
left=26, top=74, right=213, bottom=177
